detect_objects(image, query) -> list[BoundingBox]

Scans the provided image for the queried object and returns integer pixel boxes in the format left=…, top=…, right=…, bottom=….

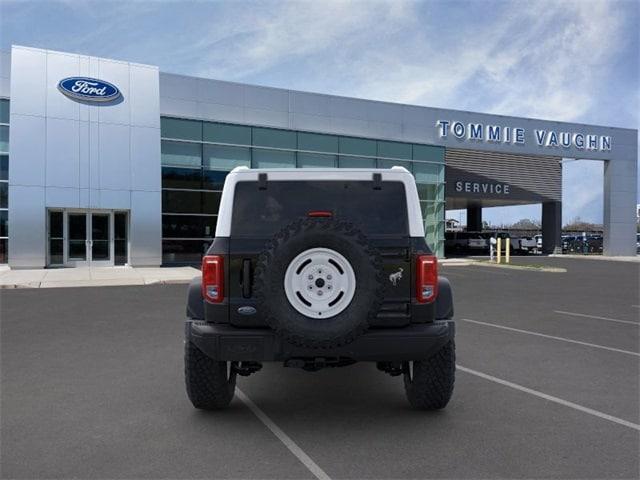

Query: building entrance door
left=47, top=210, right=129, bottom=267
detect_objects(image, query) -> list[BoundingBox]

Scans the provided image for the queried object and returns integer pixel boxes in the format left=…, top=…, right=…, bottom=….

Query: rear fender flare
left=435, top=277, right=454, bottom=320
left=186, top=276, right=204, bottom=320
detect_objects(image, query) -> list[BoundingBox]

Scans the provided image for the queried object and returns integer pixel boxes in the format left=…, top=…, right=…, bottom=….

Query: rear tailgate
left=224, top=179, right=414, bottom=327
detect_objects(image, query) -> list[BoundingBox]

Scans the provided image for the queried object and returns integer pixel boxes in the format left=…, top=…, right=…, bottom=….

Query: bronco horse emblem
left=389, top=267, right=403, bottom=286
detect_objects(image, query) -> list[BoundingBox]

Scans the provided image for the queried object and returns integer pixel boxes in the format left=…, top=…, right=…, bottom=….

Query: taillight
left=308, top=210, right=333, bottom=217
left=416, top=255, right=438, bottom=303
left=202, top=255, right=224, bottom=303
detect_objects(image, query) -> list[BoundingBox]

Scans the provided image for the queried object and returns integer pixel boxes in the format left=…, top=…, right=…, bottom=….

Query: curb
left=0, top=278, right=195, bottom=289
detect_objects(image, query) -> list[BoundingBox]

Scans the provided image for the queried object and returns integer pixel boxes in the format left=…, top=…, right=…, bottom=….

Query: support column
left=603, top=155, right=637, bottom=256
left=467, top=205, right=482, bottom=232
left=542, top=201, right=562, bottom=254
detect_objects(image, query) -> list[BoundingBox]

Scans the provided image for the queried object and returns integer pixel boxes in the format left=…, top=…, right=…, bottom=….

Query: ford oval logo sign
left=58, top=77, right=121, bottom=102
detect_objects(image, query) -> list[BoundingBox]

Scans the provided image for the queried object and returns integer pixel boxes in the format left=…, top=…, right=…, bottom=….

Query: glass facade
left=160, top=117, right=445, bottom=264
left=0, top=99, right=8, bottom=264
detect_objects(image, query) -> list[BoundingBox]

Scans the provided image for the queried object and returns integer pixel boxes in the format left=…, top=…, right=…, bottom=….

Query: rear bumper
left=186, top=320, right=455, bottom=362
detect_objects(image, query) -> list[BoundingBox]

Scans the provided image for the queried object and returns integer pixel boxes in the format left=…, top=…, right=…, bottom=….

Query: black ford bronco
left=185, top=166, right=455, bottom=410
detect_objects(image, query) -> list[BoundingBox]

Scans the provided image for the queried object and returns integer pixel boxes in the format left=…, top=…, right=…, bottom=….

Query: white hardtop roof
left=228, top=166, right=411, bottom=176
left=215, top=166, right=425, bottom=238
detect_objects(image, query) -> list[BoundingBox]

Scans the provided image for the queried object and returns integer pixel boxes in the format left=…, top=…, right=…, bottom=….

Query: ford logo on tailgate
left=58, top=77, right=121, bottom=102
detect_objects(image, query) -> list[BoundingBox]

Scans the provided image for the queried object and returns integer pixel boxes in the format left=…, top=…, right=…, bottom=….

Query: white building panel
left=100, top=189, right=131, bottom=209
left=244, top=85, right=288, bottom=112
left=45, top=51, right=80, bottom=121
left=46, top=186, right=79, bottom=208
left=97, top=59, right=130, bottom=126
left=130, top=65, right=160, bottom=128
left=198, top=78, right=244, bottom=106
left=130, top=190, right=161, bottom=266
left=8, top=185, right=46, bottom=267
left=46, top=117, right=79, bottom=188
left=8, top=114, right=45, bottom=186
left=9, top=47, right=46, bottom=117
left=130, top=125, right=161, bottom=191
left=98, top=122, right=130, bottom=191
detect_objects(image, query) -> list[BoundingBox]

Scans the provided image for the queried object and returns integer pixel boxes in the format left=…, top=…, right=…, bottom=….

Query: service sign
left=58, top=77, right=121, bottom=102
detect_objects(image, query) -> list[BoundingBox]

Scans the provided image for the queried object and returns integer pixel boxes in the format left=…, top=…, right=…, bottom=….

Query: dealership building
left=0, top=45, right=637, bottom=268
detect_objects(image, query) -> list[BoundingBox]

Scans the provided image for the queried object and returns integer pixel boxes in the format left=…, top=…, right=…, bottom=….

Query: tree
left=509, top=218, right=540, bottom=230
left=563, top=216, right=602, bottom=232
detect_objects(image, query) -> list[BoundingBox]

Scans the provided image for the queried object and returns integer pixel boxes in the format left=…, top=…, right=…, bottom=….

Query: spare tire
left=253, top=217, right=384, bottom=349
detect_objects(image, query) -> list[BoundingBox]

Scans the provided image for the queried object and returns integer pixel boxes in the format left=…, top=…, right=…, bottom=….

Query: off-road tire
left=403, top=341, right=456, bottom=410
left=253, top=217, right=384, bottom=349
left=184, top=341, right=236, bottom=409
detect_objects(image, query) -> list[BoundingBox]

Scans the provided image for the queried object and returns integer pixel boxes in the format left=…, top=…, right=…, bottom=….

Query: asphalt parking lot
left=1, top=257, right=639, bottom=479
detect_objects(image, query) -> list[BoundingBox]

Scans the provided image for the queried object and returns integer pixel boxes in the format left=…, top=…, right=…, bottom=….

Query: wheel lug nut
left=326, top=274, right=332, bottom=280
left=308, top=274, right=314, bottom=280
left=317, top=290, right=323, bottom=296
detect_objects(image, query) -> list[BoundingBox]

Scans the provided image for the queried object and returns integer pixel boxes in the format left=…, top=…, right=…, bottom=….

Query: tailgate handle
left=242, top=259, right=252, bottom=298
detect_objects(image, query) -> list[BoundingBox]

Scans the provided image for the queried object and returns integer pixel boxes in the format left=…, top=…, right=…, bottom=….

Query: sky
left=1, top=0, right=638, bottom=226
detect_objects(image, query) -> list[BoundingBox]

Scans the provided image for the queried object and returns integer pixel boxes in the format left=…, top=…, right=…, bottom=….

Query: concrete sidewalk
left=0, top=266, right=200, bottom=289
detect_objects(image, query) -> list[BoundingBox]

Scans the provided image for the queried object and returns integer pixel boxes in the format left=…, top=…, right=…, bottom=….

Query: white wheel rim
left=284, top=247, right=356, bottom=319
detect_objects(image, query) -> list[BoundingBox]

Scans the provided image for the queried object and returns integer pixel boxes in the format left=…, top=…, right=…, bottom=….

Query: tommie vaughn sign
left=436, top=120, right=612, bottom=152
left=58, top=77, right=121, bottom=102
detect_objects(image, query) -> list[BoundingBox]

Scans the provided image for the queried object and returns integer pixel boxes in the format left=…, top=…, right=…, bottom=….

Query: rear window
left=231, top=180, right=408, bottom=236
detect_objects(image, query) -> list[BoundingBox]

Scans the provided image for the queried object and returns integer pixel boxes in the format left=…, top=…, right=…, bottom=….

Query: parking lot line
left=457, top=365, right=640, bottom=431
left=236, top=389, right=331, bottom=480
left=460, top=318, right=640, bottom=357
left=554, top=310, right=640, bottom=326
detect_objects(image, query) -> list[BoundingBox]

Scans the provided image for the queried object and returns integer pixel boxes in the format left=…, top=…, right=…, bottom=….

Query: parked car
left=445, top=231, right=487, bottom=255
left=185, top=166, right=456, bottom=410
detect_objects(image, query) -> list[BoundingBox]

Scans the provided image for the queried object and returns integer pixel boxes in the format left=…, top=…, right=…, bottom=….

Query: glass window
left=413, top=162, right=444, bottom=185
left=378, top=140, right=412, bottom=160
left=0, top=100, right=8, bottom=125
left=162, top=167, right=202, bottom=190
left=49, top=211, right=63, bottom=238
left=338, top=156, right=376, bottom=168
left=0, top=182, right=6, bottom=208
left=339, top=137, right=376, bottom=157
left=0, top=238, right=6, bottom=263
left=0, top=210, right=7, bottom=237
left=114, top=212, right=128, bottom=266
left=162, top=239, right=210, bottom=264
left=203, top=122, right=251, bottom=145
left=163, top=215, right=203, bottom=238
left=420, top=201, right=444, bottom=221
left=161, top=141, right=201, bottom=167
left=203, top=144, right=250, bottom=170
left=377, top=159, right=412, bottom=171
left=298, top=132, right=338, bottom=153
left=0, top=155, right=7, bottom=181
left=416, top=183, right=444, bottom=201
left=162, top=190, right=202, bottom=214
left=252, top=148, right=295, bottom=168
left=48, top=210, right=63, bottom=265
left=0, top=125, right=8, bottom=154
left=202, top=191, right=222, bottom=214
left=0, top=100, right=8, bottom=124
left=297, top=153, right=336, bottom=168
left=202, top=170, right=228, bottom=191
left=162, top=215, right=216, bottom=238
left=231, top=180, right=408, bottom=236
left=413, top=144, right=444, bottom=163
left=161, top=117, right=202, bottom=141
left=252, top=127, right=296, bottom=149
